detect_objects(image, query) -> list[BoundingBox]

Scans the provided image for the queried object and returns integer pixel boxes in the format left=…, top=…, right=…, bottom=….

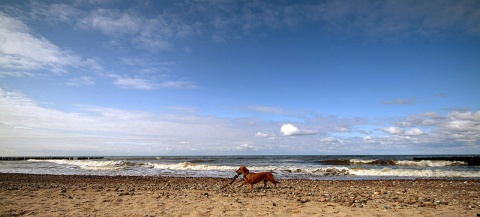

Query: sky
left=0, top=0, right=479, bottom=156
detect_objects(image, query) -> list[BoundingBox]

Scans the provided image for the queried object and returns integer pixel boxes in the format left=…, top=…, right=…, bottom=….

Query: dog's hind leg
left=271, top=179, right=278, bottom=187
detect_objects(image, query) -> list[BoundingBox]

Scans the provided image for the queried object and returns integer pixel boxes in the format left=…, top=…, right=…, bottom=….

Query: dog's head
left=236, top=166, right=249, bottom=176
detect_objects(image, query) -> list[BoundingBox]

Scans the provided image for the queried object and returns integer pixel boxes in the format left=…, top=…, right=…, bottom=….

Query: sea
left=1, top=155, right=479, bottom=180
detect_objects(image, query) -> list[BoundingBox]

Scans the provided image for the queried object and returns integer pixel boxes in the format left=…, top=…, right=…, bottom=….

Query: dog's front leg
left=238, top=180, right=247, bottom=187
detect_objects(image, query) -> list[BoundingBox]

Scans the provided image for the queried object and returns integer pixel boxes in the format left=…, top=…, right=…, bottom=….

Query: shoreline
left=1, top=173, right=479, bottom=216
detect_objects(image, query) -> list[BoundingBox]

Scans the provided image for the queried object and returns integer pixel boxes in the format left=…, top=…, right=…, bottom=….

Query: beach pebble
left=297, top=198, right=310, bottom=203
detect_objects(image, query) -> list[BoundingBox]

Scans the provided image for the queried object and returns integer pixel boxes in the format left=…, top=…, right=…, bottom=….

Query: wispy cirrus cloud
left=7, top=0, right=478, bottom=55
left=110, top=76, right=156, bottom=90
left=0, top=71, right=35, bottom=78
left=30, top=1, right=82, bottom=24
left=77, top=7, right=200, bottom=51
left=0, top=12, right=101, bottom=76
left=116, top=57, right=196, bottom=90
left=0, top=11, right=197, bottom=90
left=181, top=0, right=480, bottom=42
left=158, top=81, right=197, bottom=89
left=317, top=0, right=480, bottom=38
left=10, top=0, right=478, bottom=56
left=109, top=74, right=196, bottom=90
left=0, top=13, right=79, bottom=74
left=78, top=9, right=141, bottom=36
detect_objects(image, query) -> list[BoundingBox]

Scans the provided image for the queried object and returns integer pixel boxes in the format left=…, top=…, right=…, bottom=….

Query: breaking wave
left=392, top=160, right=467, bottom=167
left=148, top=162, right=237, bottom=171
left=29, top=159, right=149, bottom=170
left=349, top=167, right=480, bottom=178
left=322, top=159, right=468, bottom=167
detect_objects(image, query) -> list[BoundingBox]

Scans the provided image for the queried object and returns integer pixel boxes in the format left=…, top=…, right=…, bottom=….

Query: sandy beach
left=1, top=173, right=479, bottom=217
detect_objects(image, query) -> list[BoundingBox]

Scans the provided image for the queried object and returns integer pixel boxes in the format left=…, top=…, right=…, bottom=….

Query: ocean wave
left=392, top=160, right=467, bottom=167
left=148, top=162, right=238, bottom=171
left=324, top=159, right=467, bottom=167
left=29, top=159, right=148, bottom=170
left=349, top=159, right=382, bottom=164
left=349, top=167, right=480, bottom=178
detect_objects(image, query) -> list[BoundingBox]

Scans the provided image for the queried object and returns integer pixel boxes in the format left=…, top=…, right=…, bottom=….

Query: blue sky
left=1, top=0, right=479, bottom=156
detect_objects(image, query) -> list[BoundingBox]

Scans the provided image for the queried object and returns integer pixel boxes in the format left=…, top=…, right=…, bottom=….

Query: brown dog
left=236, top=166, right=279, bottom=190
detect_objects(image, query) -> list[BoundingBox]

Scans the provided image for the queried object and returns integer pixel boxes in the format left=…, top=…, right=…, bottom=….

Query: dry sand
left=1, top=173, right=479, bottom=217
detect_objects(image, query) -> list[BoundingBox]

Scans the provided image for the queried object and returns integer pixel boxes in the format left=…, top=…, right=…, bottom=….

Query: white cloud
left=0, top=13, right=100, bottom=76
left=280, top=124, right=300, bottom=136
left=449, top=111, right=480, bottom=121
left=363, top=136, right=376, bottom=144
left=112, top=76, right=156, bottom=90
left=371, top=111, right=480, bottom=149
left=255, top=132, right=269, bottom=138
left=30, top=2, right=81, bottom=24
left=439, top=111, right=480, bottom=143
left=335, top=126, right=350, bottom=132
left=320, top=137, right=339, bottom=145
left=236, top=143, right=254, bottom=151
left=86, top=107, right=153, bottom=121
left=280, top=123, right=317, bottom=136
left=382, top=126, right=425, bottom=136
left=117, top=56, right=195, bottom=89
left=0, top=13, right=80, bottom=73
left=110, top=74, right=196, bottom=90
left=0, top=71, right=35, bottom=78
left=158, top=81, right=197, bottom=89
left=78, top=9, right=140, bottom=36
left=133, top=16, right=177, bottom=50
left=255, top=131, right=279, bottom=140
left=405, top=128, right=425, bottom=136
left=381, top=126, right=404, bottom=134
left=77, top=8, right=200, bottom=51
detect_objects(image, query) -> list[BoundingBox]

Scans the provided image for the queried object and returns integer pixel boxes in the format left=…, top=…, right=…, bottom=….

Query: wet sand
left=1, top=173, right=479, bottom=216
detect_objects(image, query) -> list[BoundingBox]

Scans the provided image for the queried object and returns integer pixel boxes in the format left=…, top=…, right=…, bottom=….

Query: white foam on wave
left=148, top=162, right=238, bottom=171
left=30, top=159, right=146, bottom=170
left=148, top=163, right=351, bottom=177
left=349, top=159, right=377, bottom=164
left=393, top=160, right=467, bottom=167
left=350, top=167, right=480, bottom=178
left=347, top=159, right=467, bottom=167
